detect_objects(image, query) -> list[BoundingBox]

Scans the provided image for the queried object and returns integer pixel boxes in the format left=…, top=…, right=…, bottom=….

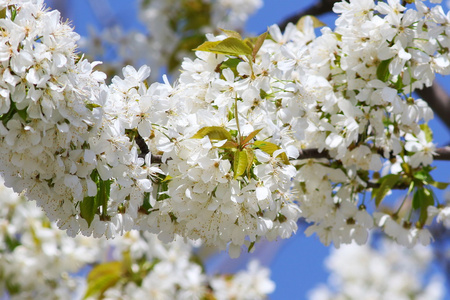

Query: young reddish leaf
left=252, top=31, right=268, bottom=59
left=191, top=126, right=233, bottom=141
left=241, top=128, right=262, bottom=145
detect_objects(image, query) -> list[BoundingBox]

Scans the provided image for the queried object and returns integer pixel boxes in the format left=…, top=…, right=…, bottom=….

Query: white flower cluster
left=429, top=194, right=450, bottom=229
left=128, top=0, right=450, bottom=255
left=0, top=1, right=160, bottom=239
left=0, top=178, right=275, bottom=299
left=81, top=0, right=262, bottom=79
left=0, top=0, right=105, bottom=232
left=0, top=178, right=101, bottom=299
left=1, top=0, right=449, bottom=257
left=95, top=232, right=274, bottom=300
left=79, top=65, right=162, bottom=239
left=308, top=239, right=444, bottom=300
left=138, top=0, right=262, bottom=33
left=298, top=0, right=449, bottom=248
left=210, top=260, right=276, bottom=300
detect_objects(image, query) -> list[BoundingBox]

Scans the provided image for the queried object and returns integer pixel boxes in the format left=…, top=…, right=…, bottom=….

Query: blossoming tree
left=0, top=0, right=450, bottom=297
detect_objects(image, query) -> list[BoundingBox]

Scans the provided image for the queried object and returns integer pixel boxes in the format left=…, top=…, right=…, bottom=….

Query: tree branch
left=145, top=146, right=450, bottom=164
left=435, top=146, right=450, bottom=160
left=416, top=82, right=450, bottom=130
left=279, top=0, right=340, bottom=31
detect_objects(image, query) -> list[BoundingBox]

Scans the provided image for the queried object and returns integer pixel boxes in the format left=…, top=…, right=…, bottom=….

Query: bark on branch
left=416, top=83, right=450, bottom=130
left=145, top=146, right=450, bottom=164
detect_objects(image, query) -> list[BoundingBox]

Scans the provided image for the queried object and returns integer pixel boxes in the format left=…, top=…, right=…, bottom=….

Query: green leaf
left=221, top=57, right=242, bottom=69
left=5, top=279, right=20, bottom=296
left=260, top=89, right=268, bottom=99
left=80, top=171, right=100, bottom=227
left=17, top=108, right=27, bottom=122
left=80, top=196, right=97, bottom=227
left=253, top=141, right=289, bottom=164
left=219, top=57, right=242, bottom=77
left=86, top=103, right=101, bottom=111
left=401, top=162, right=411, bottom=175
left=429, top=180, right=449, bottom=189
left=241, top=128, right=262, bottom=145
left=234, top=150, right=248, bottom=178
left=0, top=8, right=6, bottom=19
left=220, top=28, right=242, bottom=39
left=420, top=124, right=433, bottom=143
left=252, top=31, right=268, bottom=59
left=393, top=77, right=405, bottom=91
left=4, top=234, right=20, bottom=251
left=141, top=192, right=152, bottom=212
left=376, top=58, right=393, bottom=82
left=413, top=188, right=435, bottom=225
left=10, top=7, right=16, bottom=21
left=296, top=15, right=326, bottom=31
left=253, top=141, right=278, bottom=155
left=194, top=37, right=253, bottom=57
left=193, top=40, right=222, bottom=52
left=84, top=262, right=123, bottom=299
left=248, top=241, right=256, bottom=253
left=245, top=147, right=255, bottom=178
left=413, top=170, right=433, bottom=183
left=218, top=140, right=239, bottom=149
left=412, top=188, right=425, bottom=210
left=372, top=174, right=401, bottom=207
left=191, top=126, right=233, bottom=141
left=99, top=177, right=112, bottom=220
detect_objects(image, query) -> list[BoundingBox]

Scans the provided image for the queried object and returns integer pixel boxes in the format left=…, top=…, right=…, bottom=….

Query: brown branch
left=297, top=148, right=331, bottom=160
left=435, top=146, right=450, bottom=160
left=366, top=181, right=411, bottom=190
left=145, top=146, right=450, bottom=165
left=279, top=0, right=340, bottom=31
left=416, top=82, right=450, bottom=130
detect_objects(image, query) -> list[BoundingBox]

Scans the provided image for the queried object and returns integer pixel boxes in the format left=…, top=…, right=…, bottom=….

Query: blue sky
left=45, top=0, right=450, bottom=298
